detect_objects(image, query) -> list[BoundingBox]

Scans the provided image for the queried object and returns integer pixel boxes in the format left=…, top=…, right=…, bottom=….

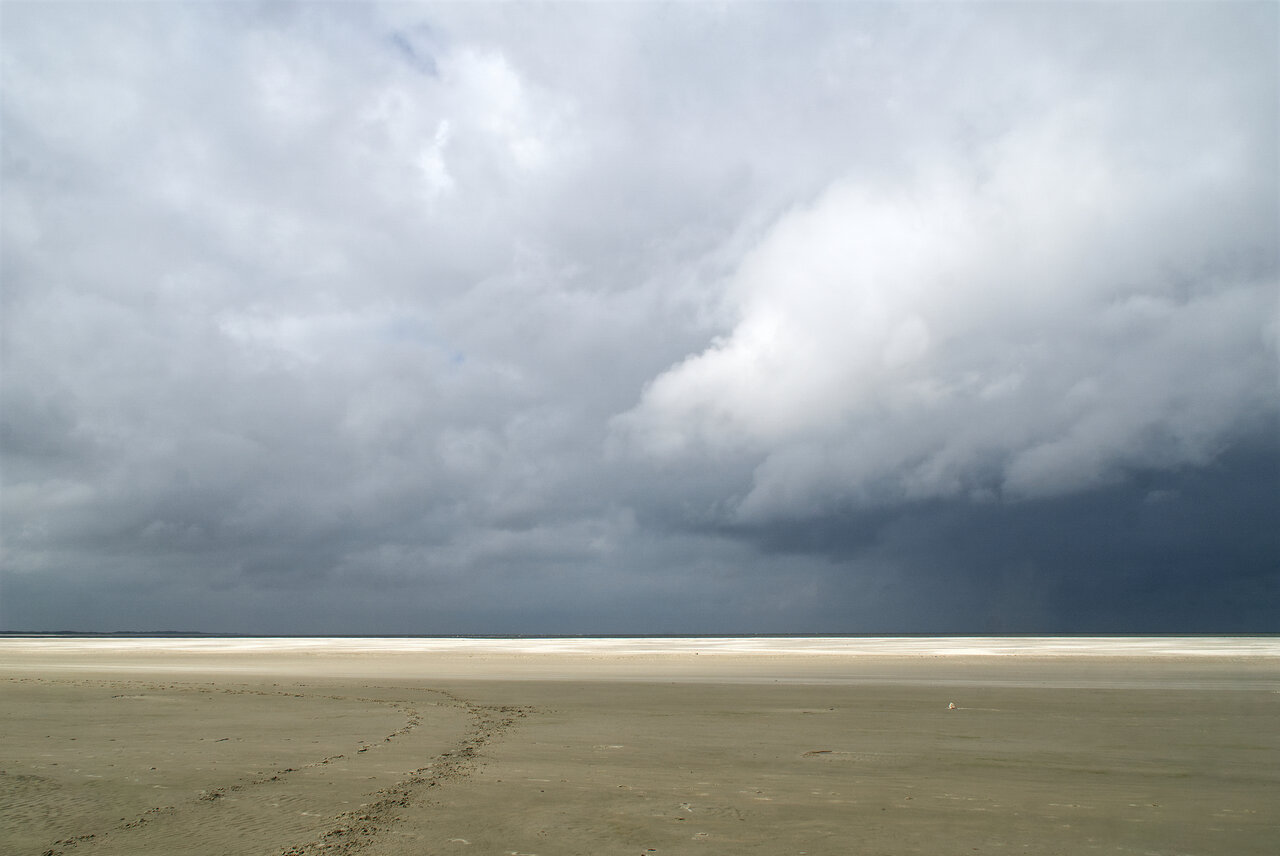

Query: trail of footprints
left=280, top=692, right=532, bottom=856
left=13, top=678, right=533, bottom=856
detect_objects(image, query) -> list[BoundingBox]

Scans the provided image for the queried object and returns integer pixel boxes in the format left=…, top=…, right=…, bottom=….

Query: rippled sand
left=3, top=637, right=1277, bottom=855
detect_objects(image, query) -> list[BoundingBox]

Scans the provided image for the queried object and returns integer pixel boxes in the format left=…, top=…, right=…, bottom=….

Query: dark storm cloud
left=712, top=426, right=1279, bottom=633
left=1, top=2, right=1275, bottom=633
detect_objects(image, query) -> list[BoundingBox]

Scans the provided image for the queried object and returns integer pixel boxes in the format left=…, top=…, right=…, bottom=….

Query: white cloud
left=416, top=119, right=455, bottom=196
left=616, top=92, right=1276, bottom=518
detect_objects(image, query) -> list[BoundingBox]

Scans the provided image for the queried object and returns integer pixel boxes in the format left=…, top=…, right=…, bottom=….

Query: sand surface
left=2, top=637, right=1277, bottom=855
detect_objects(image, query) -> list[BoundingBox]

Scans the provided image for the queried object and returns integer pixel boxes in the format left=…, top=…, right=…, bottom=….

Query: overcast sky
left=2, top=2, right=1276, bottom=634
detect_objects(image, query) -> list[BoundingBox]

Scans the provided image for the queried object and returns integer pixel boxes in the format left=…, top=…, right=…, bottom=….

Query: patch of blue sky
left=387, top=29, right=438, bottom=78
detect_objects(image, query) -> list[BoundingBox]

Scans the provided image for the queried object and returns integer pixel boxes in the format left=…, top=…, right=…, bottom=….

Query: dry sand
left=2, top=637, right=1277, bottom=855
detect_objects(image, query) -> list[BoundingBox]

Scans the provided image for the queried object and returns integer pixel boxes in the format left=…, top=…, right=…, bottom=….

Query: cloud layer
left=2, top=2, right=1276, bottom=633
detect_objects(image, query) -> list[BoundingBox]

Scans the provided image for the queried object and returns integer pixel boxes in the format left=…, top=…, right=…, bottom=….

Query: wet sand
left=3, top=638, right=1277, bottom=855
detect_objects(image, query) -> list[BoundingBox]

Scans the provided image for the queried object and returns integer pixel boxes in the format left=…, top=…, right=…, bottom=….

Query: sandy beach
left=3, top=637, right=1277, bottom=855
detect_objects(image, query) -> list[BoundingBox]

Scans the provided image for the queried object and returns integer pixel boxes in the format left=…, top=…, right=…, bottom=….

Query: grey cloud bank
left=1, top=2, right=1276, bottom=634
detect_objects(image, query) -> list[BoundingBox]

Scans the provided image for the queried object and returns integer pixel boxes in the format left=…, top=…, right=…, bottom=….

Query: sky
left=1, top=1, right=1276, bottom=635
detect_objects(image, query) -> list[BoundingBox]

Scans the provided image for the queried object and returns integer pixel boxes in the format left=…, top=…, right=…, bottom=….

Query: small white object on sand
left=948, top=702, right=957, bottom=710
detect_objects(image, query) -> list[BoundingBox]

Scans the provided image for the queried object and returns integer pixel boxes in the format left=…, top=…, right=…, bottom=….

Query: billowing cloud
left=615, top=19, right=1276, bottom=521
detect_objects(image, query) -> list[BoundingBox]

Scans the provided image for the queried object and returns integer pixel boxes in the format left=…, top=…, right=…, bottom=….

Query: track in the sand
left=2, top=677, right=532, bottom=856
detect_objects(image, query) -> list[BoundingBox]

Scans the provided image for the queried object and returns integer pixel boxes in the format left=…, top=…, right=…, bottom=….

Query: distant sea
left=2, top=634, right=1277, bottom=657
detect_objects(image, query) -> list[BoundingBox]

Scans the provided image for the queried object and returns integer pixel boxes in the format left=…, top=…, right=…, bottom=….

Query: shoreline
left=5, top=636, right=1278, bottom=691
left=4, top=634, right=1278, bottom=656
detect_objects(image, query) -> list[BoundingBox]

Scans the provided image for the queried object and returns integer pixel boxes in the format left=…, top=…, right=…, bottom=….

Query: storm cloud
left=2, top=2, right=1276, bottom=633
